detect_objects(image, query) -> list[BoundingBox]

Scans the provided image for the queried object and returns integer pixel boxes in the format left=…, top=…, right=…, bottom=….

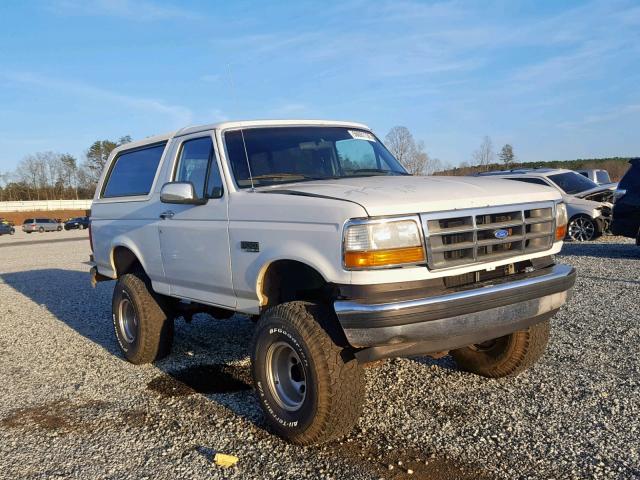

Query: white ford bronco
left=90, top=120, right=576, bottom=445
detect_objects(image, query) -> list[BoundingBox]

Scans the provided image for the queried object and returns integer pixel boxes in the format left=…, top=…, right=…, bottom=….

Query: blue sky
left=0, top=0, right=639, bottom=172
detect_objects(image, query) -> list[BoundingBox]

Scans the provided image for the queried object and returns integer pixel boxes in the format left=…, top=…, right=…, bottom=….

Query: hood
left=260, top=176, right=561, bottom=217
left=573, top=183, right=616, bottom=199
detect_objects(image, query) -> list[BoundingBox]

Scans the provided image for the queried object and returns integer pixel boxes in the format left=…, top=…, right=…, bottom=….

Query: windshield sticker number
left=348, top=130, right=376, bottom=142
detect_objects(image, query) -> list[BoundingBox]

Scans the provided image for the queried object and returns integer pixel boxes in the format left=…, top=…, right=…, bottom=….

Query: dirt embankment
left=0, top=210, right=90, bottom=225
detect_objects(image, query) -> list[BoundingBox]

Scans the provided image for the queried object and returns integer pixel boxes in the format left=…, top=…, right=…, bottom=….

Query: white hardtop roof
left=110, top=119, right=371, bottom=155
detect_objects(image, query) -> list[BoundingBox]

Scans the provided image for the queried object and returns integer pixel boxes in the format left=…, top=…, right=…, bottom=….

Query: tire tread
left=252, top=301, right=365, bottom=445
left=113, top=273, right=173, bottom=364
left=451, top=320, right=550, bottom=378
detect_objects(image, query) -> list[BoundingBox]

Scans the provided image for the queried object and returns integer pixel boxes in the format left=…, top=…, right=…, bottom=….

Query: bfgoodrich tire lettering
left=451, top=319, right=550, bottom=378
left=251, top=301, right=365, bottom=445
left=112, top=272, right=174, bottom=364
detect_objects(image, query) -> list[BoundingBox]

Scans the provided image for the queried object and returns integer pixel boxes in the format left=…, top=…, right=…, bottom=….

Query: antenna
left=226, top=63, right=255, bottom=191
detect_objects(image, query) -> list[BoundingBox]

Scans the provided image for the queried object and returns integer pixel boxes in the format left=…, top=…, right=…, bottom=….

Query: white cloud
left=559, top=104, right=640, bottom=129
left=271, top=103, right=307, bottom=116
left=3, top=72, right=193, bottom=125
left=208, top=109, right=228, bottom=122
left=200, top=74, right=221, bottom=83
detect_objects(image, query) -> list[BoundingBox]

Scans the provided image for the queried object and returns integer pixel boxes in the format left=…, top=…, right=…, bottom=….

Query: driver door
left=158, top=133, right=236, bottom=308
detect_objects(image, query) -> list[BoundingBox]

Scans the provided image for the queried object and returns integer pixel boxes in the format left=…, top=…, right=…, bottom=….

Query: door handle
left=159, top=210, right=175, bottom=220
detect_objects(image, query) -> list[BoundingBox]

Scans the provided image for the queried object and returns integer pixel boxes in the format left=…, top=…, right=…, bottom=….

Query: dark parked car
left=64, top=216, right=90, bottom=230
left=0, top=223, right=15, bottom=235
left=611, top=158, right=640, bottom=244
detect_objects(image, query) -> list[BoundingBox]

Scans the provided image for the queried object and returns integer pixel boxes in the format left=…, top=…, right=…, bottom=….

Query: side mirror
left=160, top=182, right=206, bottom=205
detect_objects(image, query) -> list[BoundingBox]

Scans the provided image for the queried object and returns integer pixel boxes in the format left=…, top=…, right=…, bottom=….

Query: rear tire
left=38, top=227, right=44, bottom=233
left=451, top=319, right=550, bottom=378
left=112, top=272, right=174, bottom=364
left=251, top=301, right=365, bottom=445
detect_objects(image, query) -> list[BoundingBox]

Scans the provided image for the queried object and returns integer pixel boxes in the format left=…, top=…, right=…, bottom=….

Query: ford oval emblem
left=494, top=229, right=509, bottom=239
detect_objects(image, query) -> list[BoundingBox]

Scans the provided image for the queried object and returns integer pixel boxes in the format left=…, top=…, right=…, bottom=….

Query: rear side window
left=102, top=143, right=166, bottom=198
left=23, top=219, right=33, bottom=224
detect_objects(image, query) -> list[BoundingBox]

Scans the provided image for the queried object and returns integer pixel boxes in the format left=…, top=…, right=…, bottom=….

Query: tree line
left=383, top=127, right=518, bottom=175
left=0, top=136, right=130, bottom=201
left=1, top=128, right=631, bottom=201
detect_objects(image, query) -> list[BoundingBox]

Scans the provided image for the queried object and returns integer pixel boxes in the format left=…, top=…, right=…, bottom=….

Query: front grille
left=421, top=203, right=555, bottom=270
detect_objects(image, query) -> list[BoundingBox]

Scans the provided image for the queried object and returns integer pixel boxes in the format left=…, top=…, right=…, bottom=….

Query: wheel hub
left=568, top=217, right=595, bottom=241
left=265, top=341, right=307, bottom=411
left=118, top=297, right=138, bottom=343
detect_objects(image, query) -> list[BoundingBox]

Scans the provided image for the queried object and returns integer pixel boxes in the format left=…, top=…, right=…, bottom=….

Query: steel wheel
left=568, top=216, right=596, bottom=242
left=118, top=295, right=138, bottom=344
left=265, top=341, right=307, bottom=411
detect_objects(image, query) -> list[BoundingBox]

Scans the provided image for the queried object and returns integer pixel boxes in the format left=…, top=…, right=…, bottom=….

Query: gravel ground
left=0, top=233, right=638, bottom=479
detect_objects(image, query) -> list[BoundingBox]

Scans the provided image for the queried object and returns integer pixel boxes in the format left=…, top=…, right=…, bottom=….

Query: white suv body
left=90, top=120, right=575, bottom=445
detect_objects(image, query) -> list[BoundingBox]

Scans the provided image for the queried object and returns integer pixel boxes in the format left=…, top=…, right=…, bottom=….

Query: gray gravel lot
left=0, top=232, right=638, bottom=479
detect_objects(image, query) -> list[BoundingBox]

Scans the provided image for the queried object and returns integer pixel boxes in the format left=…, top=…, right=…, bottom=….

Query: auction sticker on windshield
left=348, top=130, right=376, bottom=142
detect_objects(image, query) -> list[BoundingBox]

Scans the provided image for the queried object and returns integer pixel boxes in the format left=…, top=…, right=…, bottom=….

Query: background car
left=22, top=218, right=63, bottom=233
left=64, top=216, right=90, bottom=230
left=611, top=158, right=640, bottom=244
left=476, top=168, right=615, bottom=241
left=0, top=223, right=15, bottom=235
left=576, top=169, right=612, bottom=185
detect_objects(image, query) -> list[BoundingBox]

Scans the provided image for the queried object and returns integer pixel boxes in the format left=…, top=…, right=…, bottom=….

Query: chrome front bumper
left=334, top=264, right=576, bottom=361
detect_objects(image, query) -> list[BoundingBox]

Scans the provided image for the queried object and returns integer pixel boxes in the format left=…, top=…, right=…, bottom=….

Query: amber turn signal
left=555, top=224, right=567, bottom=241
left=344, top=246, right=425, bottom=269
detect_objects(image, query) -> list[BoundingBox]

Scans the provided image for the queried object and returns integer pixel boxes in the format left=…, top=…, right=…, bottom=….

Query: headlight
left=343, top=217, right=425, bottom=269
left=555, top=203, right=568, bottom=241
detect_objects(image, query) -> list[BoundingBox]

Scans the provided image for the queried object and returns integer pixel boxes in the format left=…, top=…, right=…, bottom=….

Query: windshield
left=548, top=172, right=598, bottom=194
left=224, top=126, right=408, bottom=188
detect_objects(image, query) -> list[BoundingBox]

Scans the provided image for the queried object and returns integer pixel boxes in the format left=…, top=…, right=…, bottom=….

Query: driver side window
left=175, top=136, right=224, bottom=199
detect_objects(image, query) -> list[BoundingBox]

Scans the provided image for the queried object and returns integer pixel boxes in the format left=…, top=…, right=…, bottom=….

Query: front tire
left=567, top=215, right=597, bottom=241
left=251, top=301, right=365, bottom=445
left=112, top=272, right=174, bottom=364
left=451, top=319, right=550, bottom=378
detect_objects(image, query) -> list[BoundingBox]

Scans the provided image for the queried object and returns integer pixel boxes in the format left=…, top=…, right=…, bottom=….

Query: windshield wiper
left=347, top=169, right=411, bottom=176
left=251, top=173, right=315, bottom=180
